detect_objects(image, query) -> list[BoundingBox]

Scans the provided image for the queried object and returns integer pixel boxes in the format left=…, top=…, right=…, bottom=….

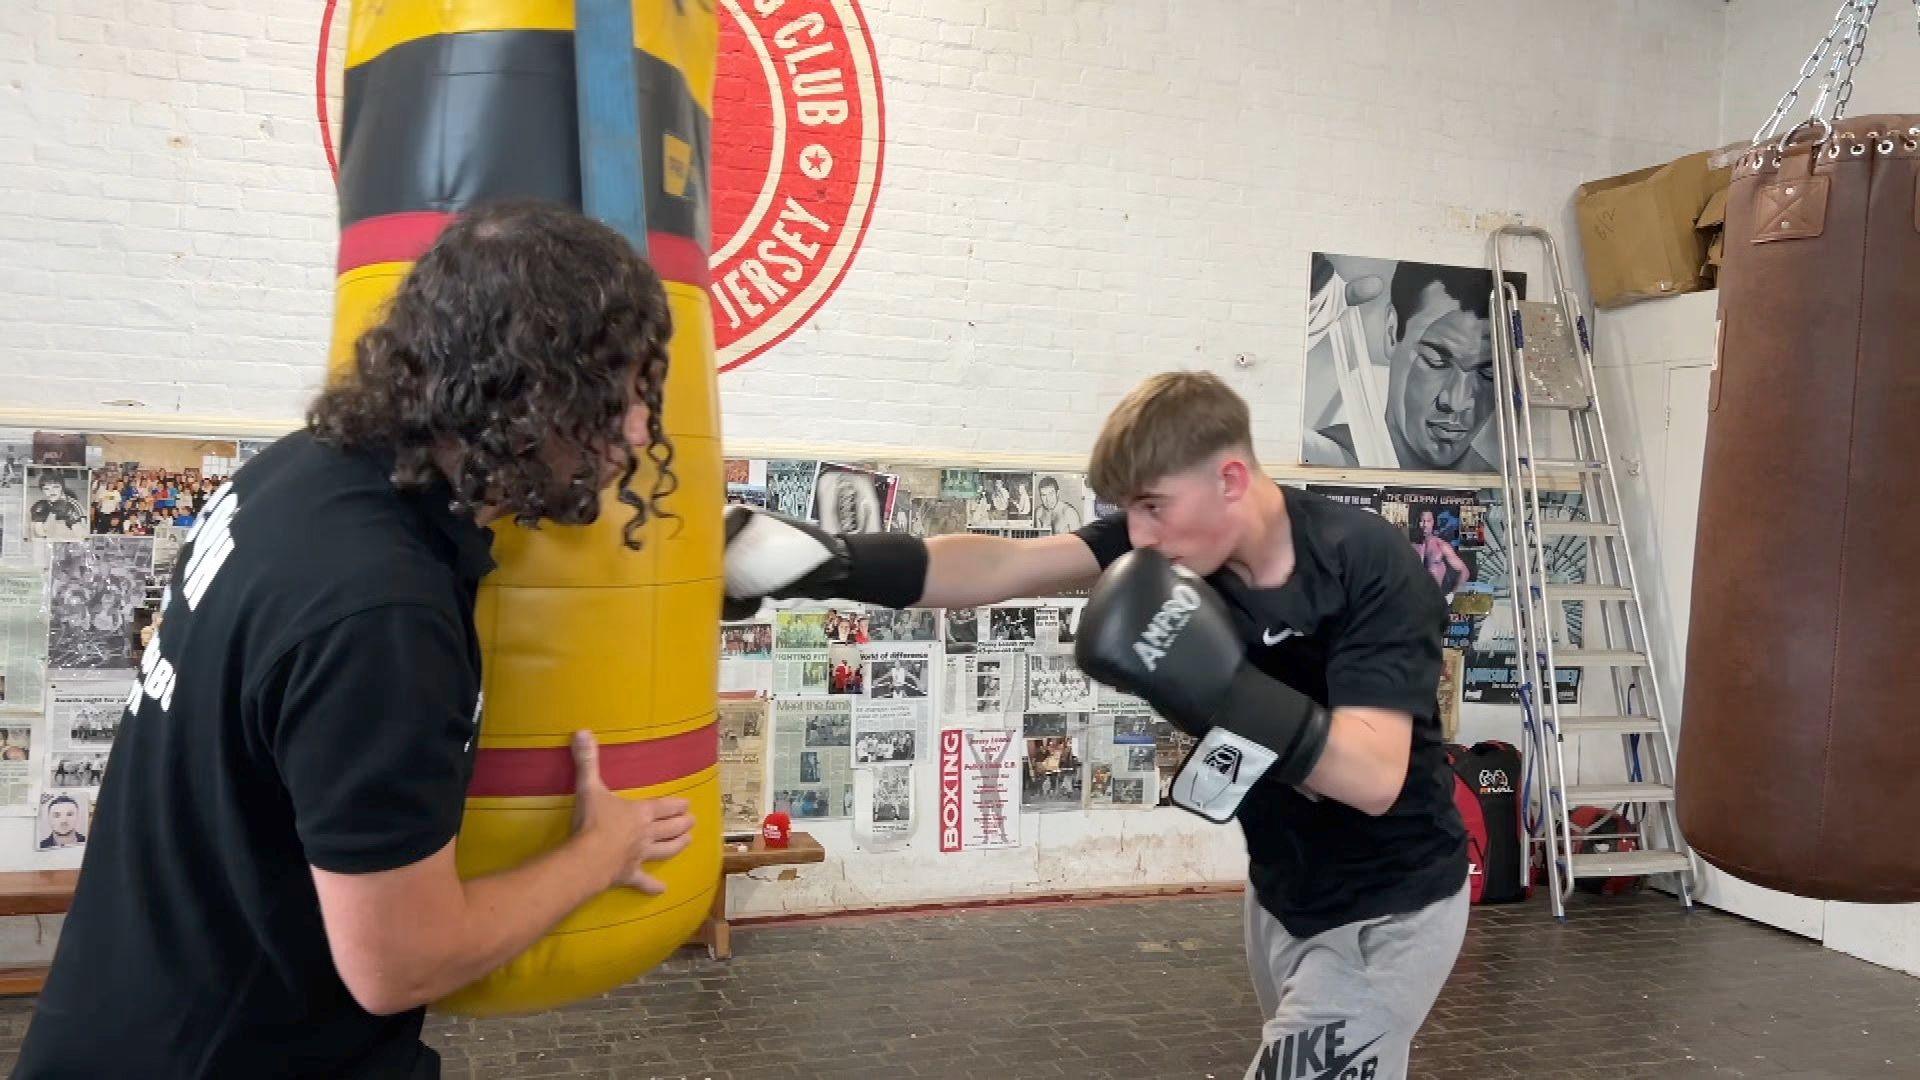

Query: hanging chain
left=1810, top=0, right=1878, bottom=125
left=1753, top=0, right=1856, bottom=144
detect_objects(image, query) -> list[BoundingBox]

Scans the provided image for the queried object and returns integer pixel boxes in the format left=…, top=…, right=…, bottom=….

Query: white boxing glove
left=722, top=505, right=927, bottom=620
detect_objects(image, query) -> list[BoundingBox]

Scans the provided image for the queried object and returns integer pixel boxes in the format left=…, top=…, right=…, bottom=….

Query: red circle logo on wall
left=710, top=0, right=884, bottom=373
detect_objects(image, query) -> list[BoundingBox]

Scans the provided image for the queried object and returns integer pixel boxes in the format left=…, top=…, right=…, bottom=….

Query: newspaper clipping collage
left=0, top=431, right=269, bottom=857
left=0, top=428, right=1589, bottom=861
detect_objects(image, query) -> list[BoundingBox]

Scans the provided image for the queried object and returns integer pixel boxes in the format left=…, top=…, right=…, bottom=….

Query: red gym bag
left=1447, top=741, right=1528, bottom=904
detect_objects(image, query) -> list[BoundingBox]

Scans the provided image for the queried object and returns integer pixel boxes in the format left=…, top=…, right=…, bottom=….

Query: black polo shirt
left=1078, top=484, right=1466, bottom=938
left=16, top=430, right=495, bottom=1079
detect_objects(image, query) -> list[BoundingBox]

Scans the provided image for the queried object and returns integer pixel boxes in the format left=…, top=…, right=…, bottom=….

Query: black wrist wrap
left=837, top=532, right=930, bottom=610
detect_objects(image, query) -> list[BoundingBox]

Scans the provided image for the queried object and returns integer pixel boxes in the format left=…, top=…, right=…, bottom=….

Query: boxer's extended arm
left=919, top=532, right=1101, bottom=608
left=723, top=505, right=1099, bottom=615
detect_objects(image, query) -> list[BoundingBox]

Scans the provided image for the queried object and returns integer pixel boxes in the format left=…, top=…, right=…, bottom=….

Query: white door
left=1661, top=362, right=1824, bottom=939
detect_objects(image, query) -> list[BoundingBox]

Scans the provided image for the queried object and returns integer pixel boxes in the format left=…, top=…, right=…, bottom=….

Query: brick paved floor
left=1, top=889, right=1914, bottom=1078
left=419, top=890, right=1917, bottom=1080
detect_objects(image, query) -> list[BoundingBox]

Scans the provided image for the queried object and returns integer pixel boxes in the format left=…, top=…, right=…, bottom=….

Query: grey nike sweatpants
left=1241, top=882, right=1469, bottom=1080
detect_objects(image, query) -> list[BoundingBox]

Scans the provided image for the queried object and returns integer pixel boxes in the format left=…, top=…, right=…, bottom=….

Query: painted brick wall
left=3, top=0, right=1725, bottom=465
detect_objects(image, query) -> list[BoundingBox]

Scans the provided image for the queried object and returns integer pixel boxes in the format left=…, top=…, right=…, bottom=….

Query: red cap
left=762, top=811, right=791, bottom=848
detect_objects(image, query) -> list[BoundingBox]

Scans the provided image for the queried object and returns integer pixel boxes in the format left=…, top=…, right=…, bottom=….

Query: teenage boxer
left=724, top=370, right=1466, bottom=1080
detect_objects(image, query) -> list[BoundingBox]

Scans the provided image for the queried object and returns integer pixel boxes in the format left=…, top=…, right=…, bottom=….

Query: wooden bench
left=696, top=831, right=825, bottom=961
left=0, top=870, right=79, bottom=996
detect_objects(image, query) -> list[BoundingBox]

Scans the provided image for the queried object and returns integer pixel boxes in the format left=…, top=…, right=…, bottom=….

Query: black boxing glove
left=722, top=505, right=929, bottom=621
left=1074, top=548, right=1331, bottom=822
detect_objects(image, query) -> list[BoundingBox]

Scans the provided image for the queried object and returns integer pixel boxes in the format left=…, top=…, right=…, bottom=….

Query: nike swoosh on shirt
left=1262, top=628, right=1297, bottom=646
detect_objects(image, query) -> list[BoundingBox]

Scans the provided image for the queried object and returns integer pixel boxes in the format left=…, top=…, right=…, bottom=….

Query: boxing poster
left=1301, top=253, right=1523, bottom=473
left=939, top=728, right=1019, bottom=852
left=1380, top=486, right=1488, bottom=653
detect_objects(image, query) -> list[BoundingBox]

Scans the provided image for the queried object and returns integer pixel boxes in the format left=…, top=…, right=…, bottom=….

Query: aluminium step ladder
left=1487, top=225, right=1697, bottom=918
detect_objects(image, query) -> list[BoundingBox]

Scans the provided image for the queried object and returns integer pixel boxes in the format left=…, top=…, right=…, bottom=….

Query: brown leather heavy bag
left=1678, top=115, right=1920, bottom=903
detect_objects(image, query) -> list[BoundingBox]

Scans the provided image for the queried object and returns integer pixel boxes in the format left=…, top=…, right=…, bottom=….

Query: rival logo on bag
left=710, top=0, right=885, bottom=372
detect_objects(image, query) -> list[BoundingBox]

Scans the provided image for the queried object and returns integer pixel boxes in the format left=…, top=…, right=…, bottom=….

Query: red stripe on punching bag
left=468, top=723, right=717, bottom=798
left=639, top=233, right=710, bottom=288
left=339, top=212, right=709, bottom=288
left=337, top=211, right=454, bottom=273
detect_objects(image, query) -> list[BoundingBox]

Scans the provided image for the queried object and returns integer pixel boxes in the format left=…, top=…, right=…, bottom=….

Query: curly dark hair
left=310, top=199, right=676, bottom=548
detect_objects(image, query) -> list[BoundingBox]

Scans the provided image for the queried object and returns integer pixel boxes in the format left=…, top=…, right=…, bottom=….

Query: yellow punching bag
left=326, top=2, right=724, bottom=1015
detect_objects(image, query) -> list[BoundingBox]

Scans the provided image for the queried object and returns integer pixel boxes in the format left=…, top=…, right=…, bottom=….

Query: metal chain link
left=1753, top=0, right=1856, bottom=144
left=1813, top=0, right=1878, bottom=124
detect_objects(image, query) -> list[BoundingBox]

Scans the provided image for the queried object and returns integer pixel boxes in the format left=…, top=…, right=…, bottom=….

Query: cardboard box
left=1697, top=182, right=1730, bottom=277
left=1575, top=150, right=1733, bottom=308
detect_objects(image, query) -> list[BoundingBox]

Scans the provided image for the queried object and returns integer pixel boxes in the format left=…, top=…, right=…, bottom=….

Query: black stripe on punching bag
left=339, top=29, right=711, bottom=252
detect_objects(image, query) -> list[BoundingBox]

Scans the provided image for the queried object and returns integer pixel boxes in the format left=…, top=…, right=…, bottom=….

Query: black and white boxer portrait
left=1301, top=253, right=1524, bottom=473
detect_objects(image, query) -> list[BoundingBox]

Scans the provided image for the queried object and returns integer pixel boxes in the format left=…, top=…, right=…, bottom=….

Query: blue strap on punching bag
left=574, top=0, right=649, bottom=254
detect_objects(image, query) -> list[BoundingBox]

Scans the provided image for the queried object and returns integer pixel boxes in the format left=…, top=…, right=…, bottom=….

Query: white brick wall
left=2, top=0, right=1726, bottom=464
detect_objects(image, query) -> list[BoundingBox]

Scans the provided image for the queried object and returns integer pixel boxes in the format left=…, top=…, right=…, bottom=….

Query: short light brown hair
left=1087, top=371, right=1256, bottom=502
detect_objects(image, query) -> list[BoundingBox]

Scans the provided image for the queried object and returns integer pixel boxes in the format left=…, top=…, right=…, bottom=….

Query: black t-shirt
left=16, top=431, right=496, bottom=1079
left=1077, top=484, right=1466, bottom=938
